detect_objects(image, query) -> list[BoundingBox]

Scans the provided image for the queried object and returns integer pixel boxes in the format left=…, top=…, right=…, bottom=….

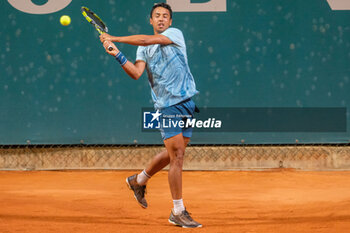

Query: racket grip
left=108, top=46, right=113, bottom=51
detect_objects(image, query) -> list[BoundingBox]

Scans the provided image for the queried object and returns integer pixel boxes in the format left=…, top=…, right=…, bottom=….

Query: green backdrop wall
left=0, top=0, right=349, bottom=145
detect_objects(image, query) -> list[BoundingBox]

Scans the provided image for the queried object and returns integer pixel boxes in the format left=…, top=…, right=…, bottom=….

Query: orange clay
left=0, top=170, right=350, bottom=233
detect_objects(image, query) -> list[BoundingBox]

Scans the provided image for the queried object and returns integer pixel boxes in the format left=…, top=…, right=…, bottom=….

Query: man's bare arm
left=122, top=60, right=146, bottom=80
left=100, top=33, right=172, bottom=46
left=102, top=41, right=146, bottom=80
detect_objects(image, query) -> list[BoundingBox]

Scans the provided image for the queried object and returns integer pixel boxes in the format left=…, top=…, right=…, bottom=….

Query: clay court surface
left=0, top=170, right=350, bottom=233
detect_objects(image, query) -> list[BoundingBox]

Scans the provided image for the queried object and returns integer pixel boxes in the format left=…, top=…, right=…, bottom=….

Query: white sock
left=173, top=199, right=185, bottom=215
left=136, top=170, right=151, bottom=185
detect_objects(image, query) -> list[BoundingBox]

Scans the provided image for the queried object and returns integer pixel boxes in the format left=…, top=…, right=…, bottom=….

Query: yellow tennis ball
left=60, top=15, right=71, bottom=26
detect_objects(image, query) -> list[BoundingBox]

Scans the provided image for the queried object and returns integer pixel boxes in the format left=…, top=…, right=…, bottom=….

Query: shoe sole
left=125, top=178, right=147, bottom=209
left=168, top=219, right=202, bottom=228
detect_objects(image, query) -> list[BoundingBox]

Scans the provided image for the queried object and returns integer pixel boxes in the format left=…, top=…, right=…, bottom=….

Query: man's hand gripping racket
left=81, top=6, right=114, bottom=51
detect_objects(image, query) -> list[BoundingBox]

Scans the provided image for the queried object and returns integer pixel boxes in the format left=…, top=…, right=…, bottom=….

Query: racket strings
left=88, top=13, right=106, bottom=30
left=82, top=8, right=108, bottom=33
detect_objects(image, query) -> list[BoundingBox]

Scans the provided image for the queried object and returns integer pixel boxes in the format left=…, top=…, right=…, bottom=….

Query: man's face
left=150, top=7, right=172, bottom=34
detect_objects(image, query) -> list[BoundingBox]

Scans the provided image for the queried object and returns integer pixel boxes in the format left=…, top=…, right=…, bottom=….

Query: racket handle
left=108, top=46, right=113, bottom=51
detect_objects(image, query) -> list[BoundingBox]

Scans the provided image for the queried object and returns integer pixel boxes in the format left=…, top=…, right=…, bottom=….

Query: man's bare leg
left=163, top=134, right=202, bottom=228
left=126, top=136, right=190, bottom=209
left=144, top=137, right=190, bottom=176
left=164, top=133, right=186, bottom=200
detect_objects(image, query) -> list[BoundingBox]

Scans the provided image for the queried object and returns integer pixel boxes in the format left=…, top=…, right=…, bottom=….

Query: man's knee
left=170, top=147, right=185, bottom=166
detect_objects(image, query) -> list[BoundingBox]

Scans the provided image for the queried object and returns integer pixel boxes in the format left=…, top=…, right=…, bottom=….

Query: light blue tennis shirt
left=136, top=27, right=198, bottom=109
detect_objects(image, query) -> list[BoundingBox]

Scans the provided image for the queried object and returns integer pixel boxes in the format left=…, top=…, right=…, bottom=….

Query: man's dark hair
left=150, top=3, right=173, bottom=19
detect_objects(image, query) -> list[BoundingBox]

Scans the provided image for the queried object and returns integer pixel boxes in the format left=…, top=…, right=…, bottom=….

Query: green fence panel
left=0, top=0, right=349, bottom=144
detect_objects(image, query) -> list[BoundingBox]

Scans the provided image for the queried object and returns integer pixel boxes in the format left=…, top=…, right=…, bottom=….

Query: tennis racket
left=81, top=6, right=113, bottom=51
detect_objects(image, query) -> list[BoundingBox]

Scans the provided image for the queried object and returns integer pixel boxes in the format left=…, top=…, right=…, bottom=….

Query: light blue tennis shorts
left=159, top=98, right=196, bottom=140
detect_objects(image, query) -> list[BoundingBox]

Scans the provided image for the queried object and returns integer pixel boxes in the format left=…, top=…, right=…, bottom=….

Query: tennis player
left=100, top=3, right=201, bottom=228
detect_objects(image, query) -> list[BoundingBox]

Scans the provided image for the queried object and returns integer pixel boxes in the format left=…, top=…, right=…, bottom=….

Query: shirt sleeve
left=136, top=46, right=146, bottom=62
left=161, top=28, right=185, bottom=47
